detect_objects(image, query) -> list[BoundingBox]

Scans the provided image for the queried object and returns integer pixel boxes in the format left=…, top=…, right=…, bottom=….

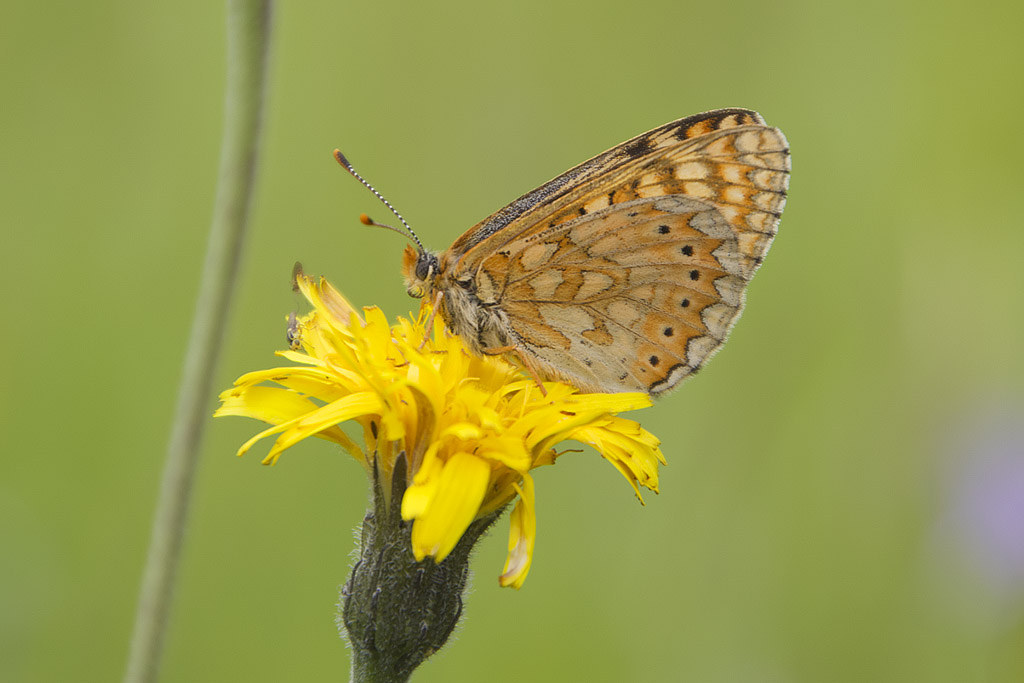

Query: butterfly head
left=402, top=245, right=440, bottom=299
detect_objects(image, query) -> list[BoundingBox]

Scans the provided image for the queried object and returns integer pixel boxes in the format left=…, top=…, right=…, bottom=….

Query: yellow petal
left=477, top=435, right=531, bottom=471
left=567, top=392, right=653, bottom=413
left=261, top=392, right=382, bottom=464
left=401, top=451, right=443, bottom=521
left=440, top=422, right=483, bottom=441
left=575, top=424, right=662, bottom=483
left=215, top=384, right=311, bottom=422
left=403, top=350, right=446, bottom=420
left=409, top=452, right=491, bottom=563
left=296, top=273, right=362, bottom=329
left=569, top=425, right=663, bottom=500
left=400, top=383, right=438, bottom=471
left=499, top=475, right=536, bottom=589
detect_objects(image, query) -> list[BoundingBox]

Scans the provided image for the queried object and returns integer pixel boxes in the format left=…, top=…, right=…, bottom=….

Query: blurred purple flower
left=939, top=403, right=1024, bottom=597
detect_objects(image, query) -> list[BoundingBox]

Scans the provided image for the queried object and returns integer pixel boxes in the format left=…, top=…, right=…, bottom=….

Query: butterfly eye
left=415, top=256, right=431, bottom=281
left=414, top=253, right=439, bottom=282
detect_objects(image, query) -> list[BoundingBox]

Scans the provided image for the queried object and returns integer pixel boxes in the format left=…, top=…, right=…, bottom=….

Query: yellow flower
left=215, top=273, right=665, bottom=588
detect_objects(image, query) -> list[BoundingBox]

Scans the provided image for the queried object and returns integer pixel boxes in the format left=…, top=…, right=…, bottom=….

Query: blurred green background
left=3, top=0, right=1024, bottom=681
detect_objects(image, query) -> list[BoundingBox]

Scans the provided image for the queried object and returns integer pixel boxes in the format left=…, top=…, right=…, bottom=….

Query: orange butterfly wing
left=444, top=109, right=790, bottom=394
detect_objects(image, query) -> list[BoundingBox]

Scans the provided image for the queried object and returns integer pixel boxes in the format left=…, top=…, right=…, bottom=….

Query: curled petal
left=499, top=475, right=536, bottom=589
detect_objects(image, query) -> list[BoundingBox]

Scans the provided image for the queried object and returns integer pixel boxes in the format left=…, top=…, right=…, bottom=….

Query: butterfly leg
left=483, top=345, right=548, bottom=397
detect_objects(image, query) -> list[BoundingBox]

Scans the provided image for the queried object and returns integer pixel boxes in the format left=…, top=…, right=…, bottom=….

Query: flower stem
left=122, top=3, right=273, bottom=682
left=342, top=454, right=501, bottom=682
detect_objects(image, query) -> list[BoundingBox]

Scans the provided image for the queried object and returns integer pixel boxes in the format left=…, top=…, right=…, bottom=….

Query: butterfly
left=337, top=108, right=789, bottom=396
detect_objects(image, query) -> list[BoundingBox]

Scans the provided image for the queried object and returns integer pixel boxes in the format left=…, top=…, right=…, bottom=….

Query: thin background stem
left=123, top=2, right=273, bottom=682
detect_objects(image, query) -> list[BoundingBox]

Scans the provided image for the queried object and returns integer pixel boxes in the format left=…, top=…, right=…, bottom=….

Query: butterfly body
left=401, top=108, right=790, bottom=395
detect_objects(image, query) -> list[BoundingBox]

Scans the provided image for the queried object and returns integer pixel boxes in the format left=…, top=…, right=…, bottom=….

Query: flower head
left=216, top=272, right=665, bottom=587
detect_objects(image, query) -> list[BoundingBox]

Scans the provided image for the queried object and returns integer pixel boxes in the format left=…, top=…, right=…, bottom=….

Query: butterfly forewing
left=450, top=108, right=771, bottom=261
left=439, top=108, right=789, bottom=395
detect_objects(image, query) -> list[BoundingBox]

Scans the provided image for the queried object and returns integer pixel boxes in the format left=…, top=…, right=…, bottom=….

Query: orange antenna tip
left=334, top=148, right=426, bottom=252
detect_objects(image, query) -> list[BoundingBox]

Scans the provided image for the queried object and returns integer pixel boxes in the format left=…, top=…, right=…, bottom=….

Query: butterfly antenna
left=333, top=149, right=426, bottom=252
